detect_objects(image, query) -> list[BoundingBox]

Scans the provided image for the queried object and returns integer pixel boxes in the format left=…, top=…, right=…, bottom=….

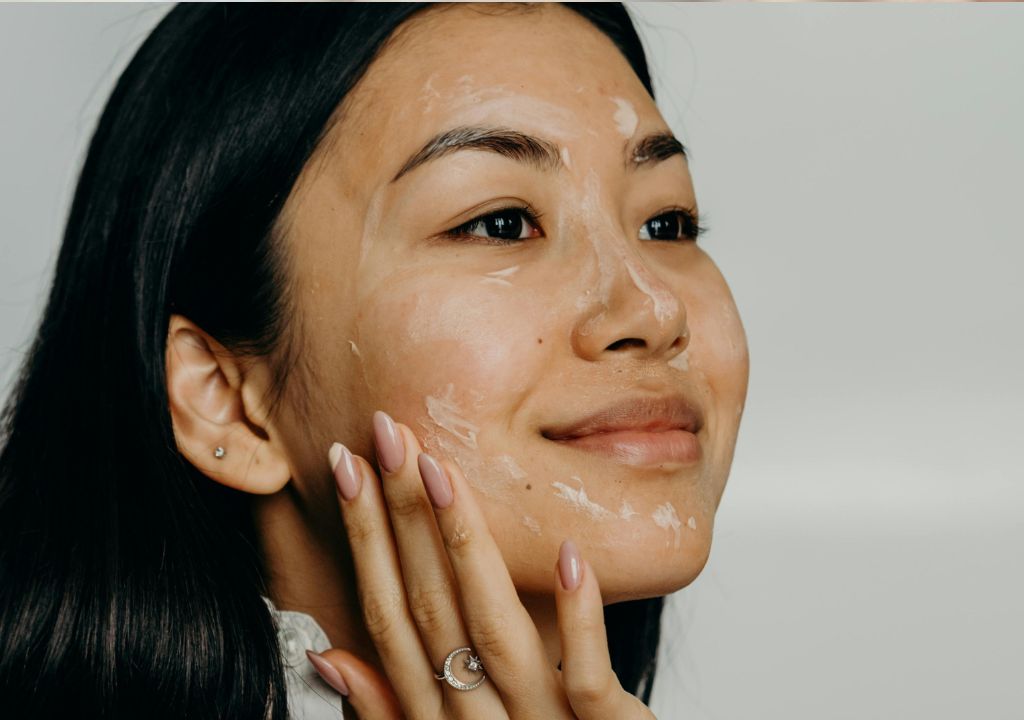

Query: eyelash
left=441, top=204, right=707, bottom=245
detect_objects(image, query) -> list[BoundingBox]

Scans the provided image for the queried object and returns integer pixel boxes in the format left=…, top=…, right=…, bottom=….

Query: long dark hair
left=0, top=3, right=662, bottom=716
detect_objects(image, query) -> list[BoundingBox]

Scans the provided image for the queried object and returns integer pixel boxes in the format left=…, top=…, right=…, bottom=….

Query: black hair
left=0, top=3, right=662, bottom=716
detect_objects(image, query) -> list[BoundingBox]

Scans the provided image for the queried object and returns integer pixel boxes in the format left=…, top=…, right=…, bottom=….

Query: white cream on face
left=424, top=383, right=479, bottom=449
left=610, top=96, right=638, bottom=138
left=480, top=265, right=520, bottom=287
left=652, top=501, right=682, bottom=549
left=493, top=453, right=528, bottom=480
left=624, top=258, right=682, bottom=327
left=521, top=515, right=542, bottom=535
left=346, top=336, right=377, bottom=393
left=670, top=348, right=690, bottom=372
left=418, top=72, right=443, bottom=114
left=551, top=476, right=618, bottom=520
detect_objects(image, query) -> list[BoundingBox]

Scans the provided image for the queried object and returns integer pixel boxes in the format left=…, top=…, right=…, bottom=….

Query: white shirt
left=262, top=596, right=345, bottom=719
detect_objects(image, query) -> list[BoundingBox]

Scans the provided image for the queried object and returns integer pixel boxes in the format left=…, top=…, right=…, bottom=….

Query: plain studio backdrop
left=1, top=4, right=1021, bottom=719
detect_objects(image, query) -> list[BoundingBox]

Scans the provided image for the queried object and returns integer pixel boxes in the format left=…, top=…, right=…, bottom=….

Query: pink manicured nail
left=372, top=410, right=405, bottom=473
left=306, top=649, right=349, bottom=696
left=558, top=539, right=582, bottom=592
left=329, top=442, right=361, bottom=502
left=417, top=452, right=453, bottom=509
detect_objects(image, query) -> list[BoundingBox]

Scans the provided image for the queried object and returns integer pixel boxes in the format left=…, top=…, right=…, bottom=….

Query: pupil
left=648, top=213, right=680, bottom=240
left=487, top=209, right=523, bottom=239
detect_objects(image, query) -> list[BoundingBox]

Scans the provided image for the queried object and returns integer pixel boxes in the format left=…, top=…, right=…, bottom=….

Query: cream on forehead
left=416, top=72, right=515, bottom=115
left=610, top=97, right=638, bottom=138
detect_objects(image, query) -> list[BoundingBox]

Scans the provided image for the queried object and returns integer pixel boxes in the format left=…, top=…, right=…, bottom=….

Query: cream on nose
left=622, top=254, right=680, bottom=328
left=573, top=169, right=681, bottom=329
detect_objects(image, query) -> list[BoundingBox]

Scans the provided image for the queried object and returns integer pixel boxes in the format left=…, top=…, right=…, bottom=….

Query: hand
left=306, top=410, right=658, bottom=720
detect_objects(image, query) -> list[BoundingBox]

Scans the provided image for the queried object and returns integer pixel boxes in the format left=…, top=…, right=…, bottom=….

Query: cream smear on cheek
left=480, top=265, right=520, bottom=287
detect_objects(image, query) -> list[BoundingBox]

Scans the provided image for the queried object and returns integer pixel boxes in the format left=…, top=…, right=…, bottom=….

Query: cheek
left=682, top=267, right=749, bottom=404
left=353, top=274, right=550, bottom=453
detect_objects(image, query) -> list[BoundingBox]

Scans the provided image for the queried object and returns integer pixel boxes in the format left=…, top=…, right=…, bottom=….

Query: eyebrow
left=389, top=125, right=687, bottom=183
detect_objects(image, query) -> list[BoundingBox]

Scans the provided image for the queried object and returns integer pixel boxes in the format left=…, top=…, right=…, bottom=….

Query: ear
left=165, top=313, right=291, bottom=494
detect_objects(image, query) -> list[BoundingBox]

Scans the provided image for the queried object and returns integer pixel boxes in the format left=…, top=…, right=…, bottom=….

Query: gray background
left=1, top=4, right=1021, bottom=719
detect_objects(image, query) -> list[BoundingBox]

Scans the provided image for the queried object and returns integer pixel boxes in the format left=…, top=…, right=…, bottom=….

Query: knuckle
left=360, top=587, right=405, bottom=640
left=443, top=517, right=475, bottom=555
left=344, top=513, right=379, bottom=544
left=407, top=584, right=458, bottom=635
left=467, top=609, right=514, bottom=661
left=387, top=487, right=432, bottom=520
left=566, top=670, right=617, bottom=707
left=567, top=612, right=606, bottom=639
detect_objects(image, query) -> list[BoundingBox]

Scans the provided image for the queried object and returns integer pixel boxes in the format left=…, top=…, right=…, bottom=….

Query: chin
left=500, top=521, right=714, bottom=602
left=591, top=529, right=714, bottom=604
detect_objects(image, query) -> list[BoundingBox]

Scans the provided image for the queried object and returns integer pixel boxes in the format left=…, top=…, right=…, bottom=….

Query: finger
left=372, top=414, right=469, bottom=659
left=309, top=648, right=403, bottom=720
left=372, top=412, right=508, bottom=714
left=420, top=452, right=570, bottom=718
left=555, top=546, right=654, bottom=719
left=330, top=442, right=442, bottom=717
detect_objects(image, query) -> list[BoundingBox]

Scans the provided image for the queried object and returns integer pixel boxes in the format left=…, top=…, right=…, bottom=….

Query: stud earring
left=214, top=446, right=226, bottom=459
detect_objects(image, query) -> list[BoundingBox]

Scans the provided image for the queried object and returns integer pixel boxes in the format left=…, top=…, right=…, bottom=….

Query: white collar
left=262, top=595, right=345, bottom=719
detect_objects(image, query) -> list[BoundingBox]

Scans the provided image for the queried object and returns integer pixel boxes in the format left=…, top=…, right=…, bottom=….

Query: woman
left=0, top=3, right=748, bottom=719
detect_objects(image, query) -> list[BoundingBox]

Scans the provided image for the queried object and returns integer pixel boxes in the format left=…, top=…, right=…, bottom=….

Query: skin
left=165, top=3, right=748, bottom=716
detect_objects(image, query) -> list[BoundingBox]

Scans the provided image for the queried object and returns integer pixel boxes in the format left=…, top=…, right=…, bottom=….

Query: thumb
left=306, top=648, right=403, bottom=720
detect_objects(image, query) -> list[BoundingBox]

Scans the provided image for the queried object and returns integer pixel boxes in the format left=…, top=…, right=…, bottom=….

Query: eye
left=443, top=205, right=544, bottom=245
left=639, top=208, right=706, bottom=242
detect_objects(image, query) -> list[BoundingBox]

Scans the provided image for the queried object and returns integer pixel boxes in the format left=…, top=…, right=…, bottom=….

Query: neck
left=252, top=485, right=383, bottom=670
left=252, top=485, right=563, bottom=675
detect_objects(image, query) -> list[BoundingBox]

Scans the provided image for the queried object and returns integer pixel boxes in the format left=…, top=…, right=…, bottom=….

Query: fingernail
left=331, top=442, right=361, bottom=502
left=306, top=649, right=350, bottom=697
left=417, top=452, right=453, bottom=509
left=372, top=410, right=405, bottom=473
left=558, top=539, right=582, bottom=592
left=328, top=442, right=343, bottom=472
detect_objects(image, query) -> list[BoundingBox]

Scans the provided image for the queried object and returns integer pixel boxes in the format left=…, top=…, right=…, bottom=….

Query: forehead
left=332, top=3, right=656, bottom=170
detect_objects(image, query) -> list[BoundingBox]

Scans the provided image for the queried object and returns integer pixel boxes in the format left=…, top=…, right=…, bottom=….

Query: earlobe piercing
left=214, top=446, right=226, bottom=459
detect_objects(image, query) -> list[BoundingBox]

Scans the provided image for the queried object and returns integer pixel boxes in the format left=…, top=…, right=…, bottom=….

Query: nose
left=571, top=237, right=690, bottom=364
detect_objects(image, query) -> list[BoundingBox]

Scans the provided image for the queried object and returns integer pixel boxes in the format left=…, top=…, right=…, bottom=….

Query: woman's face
left=275, top=4, right=749, bottom=603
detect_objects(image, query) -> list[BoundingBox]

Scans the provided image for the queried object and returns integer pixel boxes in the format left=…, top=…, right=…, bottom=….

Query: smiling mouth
left=545, top=427, right=701, bottom=467
left=540, top=393, right=704, bottom=467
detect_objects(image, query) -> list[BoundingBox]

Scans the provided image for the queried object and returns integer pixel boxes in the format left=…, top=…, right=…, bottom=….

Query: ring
left=433, top=646, right=487, bottom=691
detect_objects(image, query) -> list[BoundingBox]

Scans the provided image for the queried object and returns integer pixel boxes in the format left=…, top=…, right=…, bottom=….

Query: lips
left=541, top=394, right=704, bottom=441
left=541, top=394, right=705, bottom=467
